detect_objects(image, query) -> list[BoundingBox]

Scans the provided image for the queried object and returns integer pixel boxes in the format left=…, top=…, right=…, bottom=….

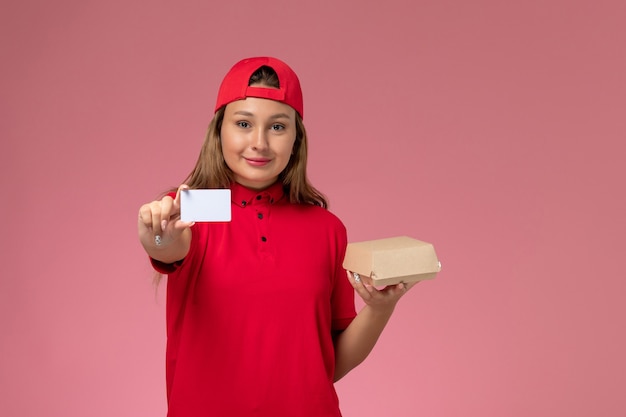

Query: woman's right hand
left=137, top=184, right=194, bottom=263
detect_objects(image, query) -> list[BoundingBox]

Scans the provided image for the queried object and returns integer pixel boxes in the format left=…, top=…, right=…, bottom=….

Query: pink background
left=2, top=0, right=625, bottom=416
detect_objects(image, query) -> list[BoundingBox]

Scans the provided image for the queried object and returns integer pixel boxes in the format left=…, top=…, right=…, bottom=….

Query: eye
left=270, top=124, right=285, bottom=131
left=236, top=121, right=251, bottom=128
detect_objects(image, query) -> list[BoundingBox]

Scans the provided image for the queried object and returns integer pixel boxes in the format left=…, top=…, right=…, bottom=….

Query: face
left=221, top=96, right=297, bottom=190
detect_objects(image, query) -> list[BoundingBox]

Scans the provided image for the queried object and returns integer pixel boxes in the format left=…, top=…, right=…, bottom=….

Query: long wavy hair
left=181, top=66, right=328, bottom=208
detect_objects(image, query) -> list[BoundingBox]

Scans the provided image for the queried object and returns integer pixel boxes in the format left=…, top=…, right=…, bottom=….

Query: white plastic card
left=180, top=189, right=231, bottom=222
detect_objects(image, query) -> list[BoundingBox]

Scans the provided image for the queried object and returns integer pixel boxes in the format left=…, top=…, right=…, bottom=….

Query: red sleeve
left=150, top=257, right=184, bottom=274
left=330, top=221, right=356, bottom=331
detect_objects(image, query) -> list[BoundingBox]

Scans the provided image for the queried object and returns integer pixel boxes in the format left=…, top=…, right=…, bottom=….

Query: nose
left=250, top=127, right=269, bottom=151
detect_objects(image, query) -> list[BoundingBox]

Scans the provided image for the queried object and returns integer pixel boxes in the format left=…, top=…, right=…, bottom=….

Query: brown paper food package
left=342, top=236, right=442, bottom=286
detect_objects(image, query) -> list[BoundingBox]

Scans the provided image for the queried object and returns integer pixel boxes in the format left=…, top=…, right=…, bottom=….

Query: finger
left=346, top=271, right=372, bottom=300
left=150, top=201, right=163, bottom=234
left=159, top=196, right=174, bottom=230
left=138, top=205, right=154, bottom=232
left=346, top=270, right=359, bottom=286
left=174, top=184, right=197, bottom=229
left=173, top=218, right=195, bottom=233
left=173, top=184, right=190, bottom=209
left=347, top=270, right=369, bottom=287
left=138, top=204, right=163, bottom=248
left=392, top=281, right=414, bottom=298
left=362, top=283, right=377, bottom=296
left=386, top=283, right=405, bottom=295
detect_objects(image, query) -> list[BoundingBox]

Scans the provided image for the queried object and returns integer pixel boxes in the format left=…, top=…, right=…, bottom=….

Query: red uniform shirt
left=152, top=182, right=356, bottom=417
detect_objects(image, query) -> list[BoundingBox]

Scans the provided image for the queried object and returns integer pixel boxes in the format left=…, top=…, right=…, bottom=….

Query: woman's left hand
left=334, top=271, right=418, bottom=381
left=347, top=271, right=417, bottom=312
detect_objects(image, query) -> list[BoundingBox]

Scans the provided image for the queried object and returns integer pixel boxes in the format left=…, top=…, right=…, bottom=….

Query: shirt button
left=261, top=236, right=267, bottom=242
left=241, top=200, right=247, bottom=206
left=257, top=213, right=263, bottom=219
left=256, top=195, right=262, bottom=200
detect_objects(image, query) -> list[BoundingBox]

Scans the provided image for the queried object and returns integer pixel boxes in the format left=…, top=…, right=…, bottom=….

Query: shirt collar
left=230, top=181, right=286, bottom=208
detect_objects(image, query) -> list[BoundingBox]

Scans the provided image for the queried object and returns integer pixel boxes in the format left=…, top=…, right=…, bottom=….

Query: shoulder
left=315, top=206, right=346, bottom=233
left=290, top=203, right=346, bottom=230
left=290, top=204, right=348, bottom=249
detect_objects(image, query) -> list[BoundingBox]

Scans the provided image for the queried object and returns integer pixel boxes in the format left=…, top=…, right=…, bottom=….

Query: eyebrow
left=233, top=111, right=292, bottom=120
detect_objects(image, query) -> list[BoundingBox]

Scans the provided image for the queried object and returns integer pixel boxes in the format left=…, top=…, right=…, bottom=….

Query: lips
left=244, top=157, right=271, bottom=166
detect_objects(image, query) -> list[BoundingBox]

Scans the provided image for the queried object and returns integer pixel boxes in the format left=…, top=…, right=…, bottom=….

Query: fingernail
left=161, top=220, right=167, bottom=230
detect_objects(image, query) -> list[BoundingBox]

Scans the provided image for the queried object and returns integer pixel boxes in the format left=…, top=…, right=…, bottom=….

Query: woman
left=138, top=57, right=413, bottom=417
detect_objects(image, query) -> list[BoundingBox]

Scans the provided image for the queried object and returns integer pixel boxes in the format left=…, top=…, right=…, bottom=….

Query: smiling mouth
left=245, top=157, right=271, bottom=166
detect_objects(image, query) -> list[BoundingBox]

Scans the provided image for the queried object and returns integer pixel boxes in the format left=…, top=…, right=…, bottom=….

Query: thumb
left=173, top=184, right=190, bottom=211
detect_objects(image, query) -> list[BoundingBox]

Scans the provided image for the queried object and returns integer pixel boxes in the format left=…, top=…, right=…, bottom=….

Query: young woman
left=138, top=57, right=414, bottom=417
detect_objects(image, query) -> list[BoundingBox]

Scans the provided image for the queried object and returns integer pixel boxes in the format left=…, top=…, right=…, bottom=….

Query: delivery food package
left=343, top=236, right=441, bottom=286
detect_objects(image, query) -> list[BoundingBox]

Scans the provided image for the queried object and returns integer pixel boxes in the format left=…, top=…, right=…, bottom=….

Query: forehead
left=225, top=97, right=296, bottom=119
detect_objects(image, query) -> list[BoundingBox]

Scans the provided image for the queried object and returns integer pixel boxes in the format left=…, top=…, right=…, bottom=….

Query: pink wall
left=2, top=0, right=625, bottom=416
